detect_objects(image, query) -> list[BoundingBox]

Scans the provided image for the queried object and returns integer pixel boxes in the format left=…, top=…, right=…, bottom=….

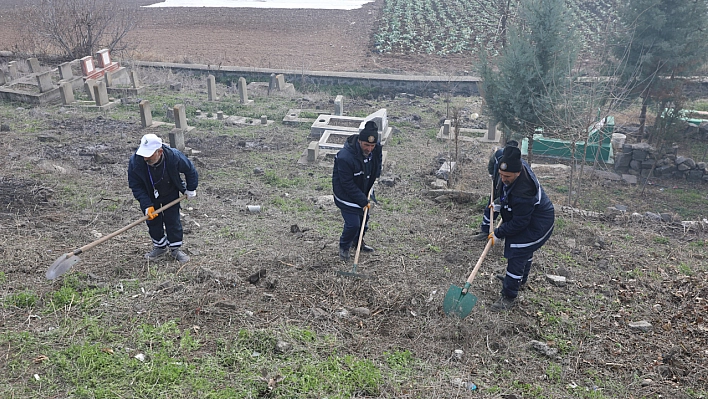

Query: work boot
left=145, top=246, right=168, bottom=260
left=170, top=248, right=190, bottom=263
left=490, top=295, right=516, bottom=312
left=352, top=242, right=375, bottom=252
left=472, top=232, right=488, bottom=241
left=339, top=247, right=350, bottom=261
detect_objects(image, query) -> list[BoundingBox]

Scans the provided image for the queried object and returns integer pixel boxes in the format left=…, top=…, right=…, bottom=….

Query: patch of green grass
left=677, top=262, right=693, bottom=276
left=0, top=271, right=6, bottom=284
left=271, top=197, right=309, bottom=213
left=263, top=170, right=305, bottom=188
left=653, top=236, right=669, bottom=244
left=6, top=290, right=38, bottom=308
left=546, top=362, right=562, bottom=383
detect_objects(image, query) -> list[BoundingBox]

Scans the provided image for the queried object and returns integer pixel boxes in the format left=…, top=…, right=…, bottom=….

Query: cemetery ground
left=0, top=68, right=708, bottom=399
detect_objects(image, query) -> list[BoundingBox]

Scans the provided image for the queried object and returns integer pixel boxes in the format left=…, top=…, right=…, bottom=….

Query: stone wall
left=614, top=142, right=708, bottom=183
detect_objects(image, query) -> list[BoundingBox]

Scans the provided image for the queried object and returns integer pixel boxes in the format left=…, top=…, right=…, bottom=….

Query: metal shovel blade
left=46, top=253, right=80, bottom=280
left=443, top=283, right=478, bottom=318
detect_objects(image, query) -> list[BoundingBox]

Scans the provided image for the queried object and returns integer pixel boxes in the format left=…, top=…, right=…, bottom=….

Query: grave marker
left=130, top=70, right=140, bottom=88
left=238, top=77, right=253, bottom=105
left=173, top=104, right=188, bottom=129
left=84, top=79, right=97, bottom=100
left=169, top=82, right=182, bottom=91
left=334, top=95, right=344, bottom=116
left=59, top=82, right=75, bottom=105
left=140, top=100, right=153, bottom=128
left=36, top=71, right=54, bottom=93
left=27, top=57, right=40, bottom=73
left=275, top=74, right=286, bottom=90
left=93, top=80, right=109, bottom=106
left=268, top=73, right=276, bottom=95
left=207, top=75, right=217, bottom=101
left=0, top=69, right=6, bottom=85
left=95, top=49, right=111, bottom=68
left=485, top=118, right=497, bottom=141
left=217, top=111, right=224, bottom=120
left=169, top=130, right=185, bottom=151
left=104, top=70, right=114, bottom=87
left=307, top=141, right=319, bottom=162
left=260, top=115, right=267, bottom=124
left=8, top=61, right=18, bottom=79
left=58, top=62, right=73, bottom=80
left=443, top=120, right=451, bottom=136
left=80, top=56, right=95, bottom=77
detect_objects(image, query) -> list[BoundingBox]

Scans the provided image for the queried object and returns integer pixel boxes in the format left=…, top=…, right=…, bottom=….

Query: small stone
left=351, top=307, right=371, bottom=318
left=545, top=274, right=567, bottom=286
left=641, top=378, right=652, bottom=387
left=275, top=340, right=292, bottom=354
left=253, top=167, right=264, bottom=175
left=628, top=320, right=652, bottom=332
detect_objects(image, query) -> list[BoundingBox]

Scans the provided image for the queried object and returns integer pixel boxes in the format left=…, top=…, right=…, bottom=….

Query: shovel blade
left=46, top=253, right=80, bottom=280
left=443, top=284, right=478, bottom=318
left=336, top=263, right=369, bottom=279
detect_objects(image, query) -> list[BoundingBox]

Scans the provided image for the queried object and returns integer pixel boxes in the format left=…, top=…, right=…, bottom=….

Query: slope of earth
left=0, top=67, right=707, bottom=398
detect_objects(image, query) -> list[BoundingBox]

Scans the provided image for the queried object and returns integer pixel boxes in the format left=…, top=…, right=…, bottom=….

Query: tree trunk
left=638, top=96, right=648, bottom=140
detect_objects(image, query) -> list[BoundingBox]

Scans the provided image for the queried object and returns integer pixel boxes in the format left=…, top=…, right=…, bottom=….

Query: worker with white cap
left=128, top=134, right=198, bottom=263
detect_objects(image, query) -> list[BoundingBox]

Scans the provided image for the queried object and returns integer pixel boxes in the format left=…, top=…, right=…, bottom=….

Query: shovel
left=443, top=181, right=500, bottom=318
left=46, top=195, right=187, bottom=280
left=337, top=188, right=374, bottom=278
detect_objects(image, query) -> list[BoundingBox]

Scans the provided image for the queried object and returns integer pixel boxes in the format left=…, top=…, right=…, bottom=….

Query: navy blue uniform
left=128, top=145, right=198, bottom=249
left=332, top=134, right=382, bottom=250
left=494, top=160, right=554, bottom=298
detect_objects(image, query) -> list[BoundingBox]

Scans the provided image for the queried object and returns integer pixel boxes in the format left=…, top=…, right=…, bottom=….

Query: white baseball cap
left=136, top=134, right=162, bottom=157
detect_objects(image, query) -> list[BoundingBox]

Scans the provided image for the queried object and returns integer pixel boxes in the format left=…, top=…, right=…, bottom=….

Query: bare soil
left=0, top=0, right=474, bottom=75
left=0, top=2, right=707, bottom=397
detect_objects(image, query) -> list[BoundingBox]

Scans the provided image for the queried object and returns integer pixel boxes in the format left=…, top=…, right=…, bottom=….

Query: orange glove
left=488, top=231, right=499, bottom=246
left=145, top=206, right=158, bottom=220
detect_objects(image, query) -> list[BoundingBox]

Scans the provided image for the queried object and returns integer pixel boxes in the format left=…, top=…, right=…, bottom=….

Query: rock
left=641, top=378, right=653, bottom=387
left=335, top=308, right=350, bottom=319
left=621, top=174, right=637, bottom=185
left=628, top=320, right=652, bottom=332
left=379, top=175, right=399, bottom=187
left=430, top=179, right=448, bottom=189
left=247, top=268, right=266, bottom=284
left=351, top=307, right=371, bottom=318
left=314, top=195, right=334, bottom=206
left=0, top=123, right=10, bottom=132
left=214, top=301, right=238, bottom=310
left=275, top=340, right=292, bottom=354
left=644, top=212, right=662, bottom=222
left=529, top=340, right=558, bottom=357
left=546, top=274, right=567, bottom=286
left=253, top=167, right=264, bottom=175
left=311, top=307, right=327, bottom=319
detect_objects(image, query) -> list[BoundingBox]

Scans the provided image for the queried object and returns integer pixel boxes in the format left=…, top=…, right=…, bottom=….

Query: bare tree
left=21, top=0, right=139, bottom=60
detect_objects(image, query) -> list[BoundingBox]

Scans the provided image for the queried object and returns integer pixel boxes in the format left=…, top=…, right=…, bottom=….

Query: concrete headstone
left=59, top=82, right=74, bottom=105
left=173, top=104, right=187, bottom=129
left=334, top=95, right=344, bottom=116
left=84, top=79, right=97, bottom=100
left=169, top=129, right=185, bottom=151
left=0, top=68, right=6, bottom=85
left=275, top=74, right=285, bottom=90
left=36, top=71, right=53, bottom=93
left=93, top=80, right=109, bottom=106
left=238, top=77, right=249, bottom=104
left=486, top=118, right=498, bottom=141
left=27, top=57, right=40, bottom=73
left=58, top=62, right=73, bottom=80
left=139, top=100, right=152, bottom=128
left=8, top=61, right=18, bottom=79
left=207, top=75, right=217, bottom=101
left=104, top=70, right=114, bottom=87
left=130, top=70, right=140, bottom=88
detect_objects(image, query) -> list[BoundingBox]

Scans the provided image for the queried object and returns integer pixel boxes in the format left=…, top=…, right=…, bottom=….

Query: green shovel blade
left=443, top=283, right=478, bottom=318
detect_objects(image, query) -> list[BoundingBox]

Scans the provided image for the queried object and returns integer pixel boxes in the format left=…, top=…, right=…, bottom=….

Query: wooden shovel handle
left=462, top=218, right=503, bottom=292
left=71, top=195, right=187, bottom=256
left=352, top=185, right=375, bottom=265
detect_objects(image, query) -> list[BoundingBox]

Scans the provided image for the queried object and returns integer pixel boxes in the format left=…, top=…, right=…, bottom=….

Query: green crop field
left=373, top=0, right=620, bottom=55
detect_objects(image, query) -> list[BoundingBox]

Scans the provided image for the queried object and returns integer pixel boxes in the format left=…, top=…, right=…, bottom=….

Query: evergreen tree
left=480, top=0, right=578, bottom=159
left=612, top=0, right=708, bottom=139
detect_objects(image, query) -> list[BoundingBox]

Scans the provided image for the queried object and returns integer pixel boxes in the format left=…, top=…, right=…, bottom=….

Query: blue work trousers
left=146, top=192, right=183, bottom=248
left=339, top=208, right=369, bottom=250
left=501, top=253, right=534, bottom=299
